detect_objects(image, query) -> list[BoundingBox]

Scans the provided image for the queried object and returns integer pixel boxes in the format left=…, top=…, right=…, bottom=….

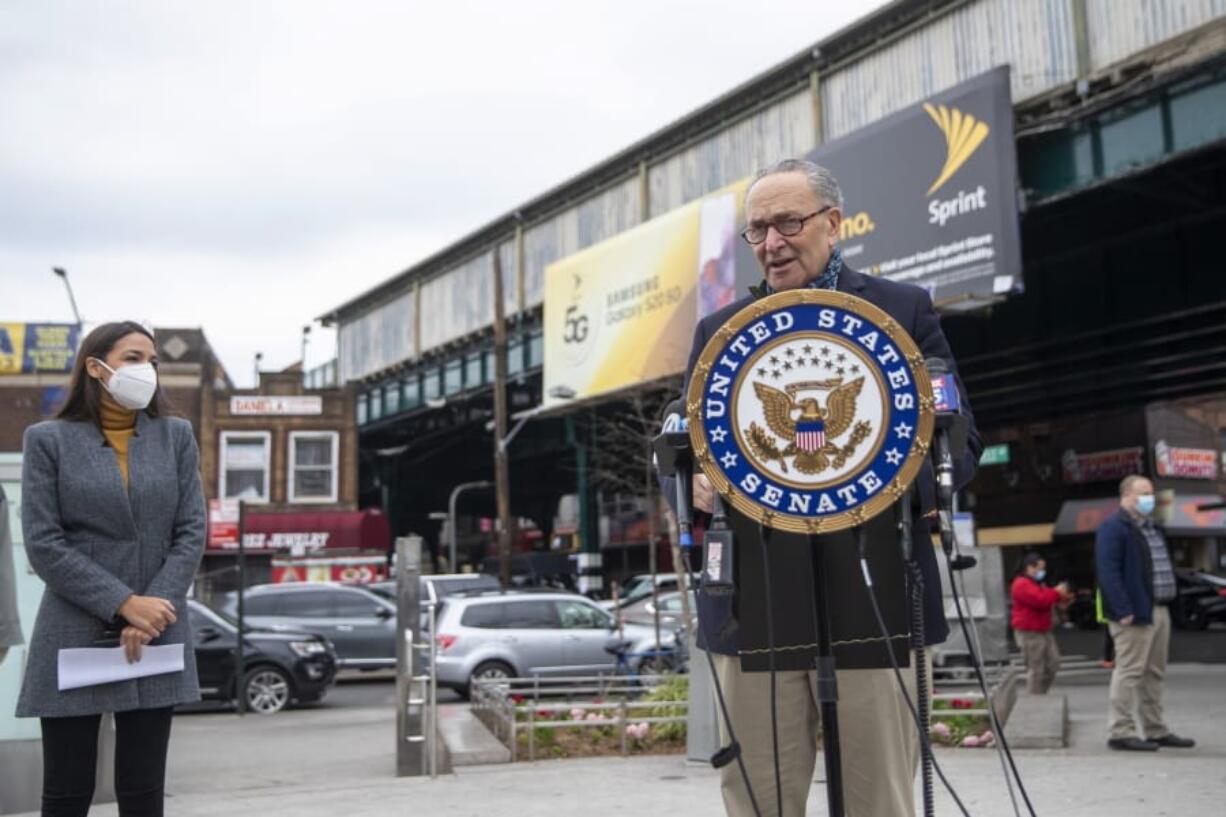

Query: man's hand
left=1056, top=581, right=1071, bottom=596
left=693, top=473, right=714, bottom=514
left=1119, top=614, right=1135, bottom=626
left=121, top=626, right=152, bottom=664
left=117, top=595, right=176, bottom=640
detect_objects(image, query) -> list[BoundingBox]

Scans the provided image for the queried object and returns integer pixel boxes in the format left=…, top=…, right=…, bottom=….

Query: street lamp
left=300, top=325, right=312, bottom=375
left=51, top=267, right=82, bottom=325
left=253, top=352, right=263, bottom=388
left=440, top=483, right=492, bottom=572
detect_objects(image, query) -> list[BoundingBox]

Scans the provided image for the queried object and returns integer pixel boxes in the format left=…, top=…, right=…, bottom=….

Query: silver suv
left=433, top=591, right=677, bottom=696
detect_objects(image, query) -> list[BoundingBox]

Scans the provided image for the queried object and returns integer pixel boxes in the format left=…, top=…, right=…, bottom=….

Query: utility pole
left=51, top=267, right=82, bottom=325
left=253, top=352, right=263, bottom=389
left=300, top=325, right=312, bottom=379
left=491, top=248, right=514, bottom=587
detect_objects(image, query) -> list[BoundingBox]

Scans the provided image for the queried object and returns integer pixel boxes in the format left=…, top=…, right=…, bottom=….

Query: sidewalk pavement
left=14, top=664, right=1226, bottom=816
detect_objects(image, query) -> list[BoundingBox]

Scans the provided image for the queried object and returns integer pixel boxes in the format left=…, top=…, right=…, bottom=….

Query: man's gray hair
left=748, top=158, right=844, bottom=211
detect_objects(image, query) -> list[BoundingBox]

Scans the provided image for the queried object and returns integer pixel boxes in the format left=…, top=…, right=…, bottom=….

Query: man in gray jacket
left=0, top=485, right=23, bottom=664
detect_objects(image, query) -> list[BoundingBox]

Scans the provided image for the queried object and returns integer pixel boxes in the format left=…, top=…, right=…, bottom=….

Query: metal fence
left=470, top=675, right=689, bottom=762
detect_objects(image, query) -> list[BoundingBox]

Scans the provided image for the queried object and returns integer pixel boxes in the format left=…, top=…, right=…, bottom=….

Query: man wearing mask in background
left=1095, top=475, right=1195, bottom=751
left=0, top=485, right=22, bottom=664
left=1009, top=552, right=1070, bottom=694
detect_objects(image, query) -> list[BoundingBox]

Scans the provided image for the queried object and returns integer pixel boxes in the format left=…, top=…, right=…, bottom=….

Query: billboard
left=0, top=323, right=81, bottom=374
left=543, top=179, right=750, bottom=405
left=806, top=66, right=1022, bottom=306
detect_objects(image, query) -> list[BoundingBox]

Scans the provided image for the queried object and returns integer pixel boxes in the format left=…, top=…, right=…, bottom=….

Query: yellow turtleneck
left=100, top=394, right=137, bottom=487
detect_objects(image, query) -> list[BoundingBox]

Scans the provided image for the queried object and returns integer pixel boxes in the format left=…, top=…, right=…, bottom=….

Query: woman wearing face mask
left=1010, top=552, right=1071, bottom=695
left=16, top=321, right=205, bottom=817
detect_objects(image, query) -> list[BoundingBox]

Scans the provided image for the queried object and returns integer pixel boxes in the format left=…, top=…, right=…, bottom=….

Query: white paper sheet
left=57, top=644, right=185, bottom=691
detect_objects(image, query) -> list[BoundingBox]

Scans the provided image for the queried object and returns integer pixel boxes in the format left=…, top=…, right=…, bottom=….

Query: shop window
left=527, top=329, right=543, bottom=370
left=1099, top=104, right=1164, bottom=176
left=402, top=376, right=421, bottom=411
left=369, top=387, right=384, bottom=422
left=1170, top=77, right=1226, bottom=153
left=219, top=431, right=271, bottom=502
left=444, top=359, right=464, bottom=396
left=465, top=352, right=484, bottom=388
left=356, top=393, right=368, bottom=426
left=507, top=337, right=524, bottom=377
left=289, top=431, right=339, bottom=503
left=484, top=349, right=495, bottom=380
left=384, top=382, right=401, bottom=416
left=423, top=368, right=442, bottom=401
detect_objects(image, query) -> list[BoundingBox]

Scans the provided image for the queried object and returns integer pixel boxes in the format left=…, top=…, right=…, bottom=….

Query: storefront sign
left=230, top=395, right=323, bottom=415
left=0, top=323, right=81, bottom=374
left=207, top=498, right=240, bottom=549
left=1061, top=447, right=1144, bottom=484
left=979, top=443, right=1010, bottom=466
left=1155, top=440, right=1218, bottom=480
left=271, top=555, right=387, bottom=584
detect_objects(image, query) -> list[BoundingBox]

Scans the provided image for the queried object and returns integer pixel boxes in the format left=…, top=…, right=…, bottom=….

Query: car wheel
left=467, top=660, right=514, bottom=698
left=242, top=666, right=293, bottom=715
left=638, top=655, right=674, bottom=676
left=1173, top=598, right=1208, bottom=631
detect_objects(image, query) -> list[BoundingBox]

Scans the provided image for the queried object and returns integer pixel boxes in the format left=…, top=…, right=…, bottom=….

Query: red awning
left=206, top=508, right=390, bottom=554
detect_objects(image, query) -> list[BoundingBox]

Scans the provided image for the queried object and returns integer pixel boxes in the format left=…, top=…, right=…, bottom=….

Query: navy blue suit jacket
left=1095, top=510, right=1159, bottom=625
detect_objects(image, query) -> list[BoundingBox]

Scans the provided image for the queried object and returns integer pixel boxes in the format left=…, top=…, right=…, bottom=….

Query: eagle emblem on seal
left=746, top=378, right=873, bottom=475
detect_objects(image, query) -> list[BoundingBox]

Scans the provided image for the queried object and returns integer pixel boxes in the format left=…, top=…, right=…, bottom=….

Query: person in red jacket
left=1011, top=553, right=1071, bottom=694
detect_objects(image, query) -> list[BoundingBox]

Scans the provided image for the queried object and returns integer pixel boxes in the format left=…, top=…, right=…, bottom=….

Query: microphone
left=653, top=400, right=734, bottom=594
left=926, top=359, right=976, bottom=571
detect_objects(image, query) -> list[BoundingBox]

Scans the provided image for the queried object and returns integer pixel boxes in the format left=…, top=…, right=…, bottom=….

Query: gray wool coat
left=17, top=413, right=205, bottom=718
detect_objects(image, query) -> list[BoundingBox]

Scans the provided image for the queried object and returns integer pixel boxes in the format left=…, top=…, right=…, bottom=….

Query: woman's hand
left=121, top=626, right=153, bottom=663
left=118, top=595, right=177, bottom=640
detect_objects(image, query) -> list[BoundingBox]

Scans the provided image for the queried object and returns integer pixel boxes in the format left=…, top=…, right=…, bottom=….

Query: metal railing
left=470, top=675, right=688, bottom=762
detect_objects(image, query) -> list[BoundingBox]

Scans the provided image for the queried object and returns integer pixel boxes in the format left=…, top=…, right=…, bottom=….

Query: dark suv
left=187, top=599, right=337, bottom=714
left=218, top=583, right=397, bottom=669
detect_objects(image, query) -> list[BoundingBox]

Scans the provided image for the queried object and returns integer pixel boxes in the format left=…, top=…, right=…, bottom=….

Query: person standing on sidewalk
left=1095, top=474, right=1195, bottom=752
left=1010, top=553, right=1069, bottom=694
left=17, top=321, right=206, bottom=816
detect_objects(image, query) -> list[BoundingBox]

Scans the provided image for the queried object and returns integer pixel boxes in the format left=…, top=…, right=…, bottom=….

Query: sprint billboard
left=809, top=66, right=1022, bottom=306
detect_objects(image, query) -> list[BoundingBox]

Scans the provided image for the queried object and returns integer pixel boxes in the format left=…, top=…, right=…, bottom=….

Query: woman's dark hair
left=1020, top=552, right=1045, bottom=572
left=55, top=321, right=167, bottom=426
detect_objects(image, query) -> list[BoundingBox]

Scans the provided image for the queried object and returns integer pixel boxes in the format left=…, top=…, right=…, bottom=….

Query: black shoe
left=1108, top=737, right=1159, bottom=751
left=1152, top=734, right=1195, bottom=748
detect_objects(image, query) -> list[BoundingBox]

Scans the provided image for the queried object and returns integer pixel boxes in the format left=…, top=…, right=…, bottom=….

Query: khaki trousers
left=1015, top=630, right=1060, bottom=694
left=712, top=651, right=923, bottom=817
left=1107, top=604, right=1171, bottom=740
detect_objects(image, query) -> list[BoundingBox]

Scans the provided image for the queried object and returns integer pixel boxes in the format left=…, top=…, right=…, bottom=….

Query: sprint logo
left=922, top=103, right=989, bottom=196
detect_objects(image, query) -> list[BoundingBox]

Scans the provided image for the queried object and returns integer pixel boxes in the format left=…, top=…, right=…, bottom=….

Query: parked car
left=599, top=573, right=697, bottom=611
left=1171, top=569, right=1226, bottom=630
left=367, top=573, right=502, bottom=603
left=186, top=599, right=337, bottom=715
left=432, top=590, right=677, bottom=697
left=218, top=583, right=397, bottom=669
left=619, top=589, right=696, bottom=629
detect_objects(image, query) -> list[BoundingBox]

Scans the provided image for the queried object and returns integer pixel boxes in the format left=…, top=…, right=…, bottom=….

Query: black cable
left=944, top=548, right=1039, bottom=817
left=757, top=526, right=785, bottom=817
left=907, top=558, right=936, bottom=817
left=678, top=544, right=765, bottom=817
left=856, top=537, right=973, bottom=817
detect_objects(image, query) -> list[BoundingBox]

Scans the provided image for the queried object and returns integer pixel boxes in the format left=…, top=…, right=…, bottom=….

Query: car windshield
left=195, top=601, right=239, bottom=629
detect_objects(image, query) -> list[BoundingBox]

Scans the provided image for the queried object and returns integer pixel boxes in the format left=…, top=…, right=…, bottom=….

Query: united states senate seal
left=686, top=289, right=935, bottom=534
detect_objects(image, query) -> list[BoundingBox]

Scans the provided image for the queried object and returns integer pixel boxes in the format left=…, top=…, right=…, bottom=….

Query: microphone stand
left=806, top=532, right=845, bottom=816
left=896, top=488, right=936, bottom=817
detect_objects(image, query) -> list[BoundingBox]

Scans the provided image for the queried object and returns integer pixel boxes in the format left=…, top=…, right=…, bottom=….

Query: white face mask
left=94, top=359, right=158, bottom=410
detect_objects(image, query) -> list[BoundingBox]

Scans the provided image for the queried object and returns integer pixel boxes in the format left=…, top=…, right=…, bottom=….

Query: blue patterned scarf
left=754, top=246, right=844, bottom=297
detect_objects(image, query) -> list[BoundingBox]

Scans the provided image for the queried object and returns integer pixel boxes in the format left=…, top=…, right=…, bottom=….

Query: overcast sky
left=1, top=0, right=885, bottom=386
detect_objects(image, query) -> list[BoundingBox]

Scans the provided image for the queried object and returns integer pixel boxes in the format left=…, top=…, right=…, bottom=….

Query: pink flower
left=585, top=712, right=603, bottom=722
left=931, top=722, right=951, bottom=740
left=961, top=735, right=980, bottom=748
left=979, top=731, right=995, bottom=745
left=626, top=722, right=650, bottom=740
left=569, top=708, right=585, bottom=720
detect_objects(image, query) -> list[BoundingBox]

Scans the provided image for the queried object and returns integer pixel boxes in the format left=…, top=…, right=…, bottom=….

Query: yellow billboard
left=543, top=179, right=749, bottom=405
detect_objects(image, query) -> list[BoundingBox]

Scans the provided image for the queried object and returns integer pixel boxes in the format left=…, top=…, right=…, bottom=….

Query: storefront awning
left=1053, top=495, right=1226, bottom=538
left=206, top=508, right=391, bottom=554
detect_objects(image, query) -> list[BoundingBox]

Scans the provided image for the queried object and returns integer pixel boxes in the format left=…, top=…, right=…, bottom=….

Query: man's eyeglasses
left=740, top=206, right=833, bottom=245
